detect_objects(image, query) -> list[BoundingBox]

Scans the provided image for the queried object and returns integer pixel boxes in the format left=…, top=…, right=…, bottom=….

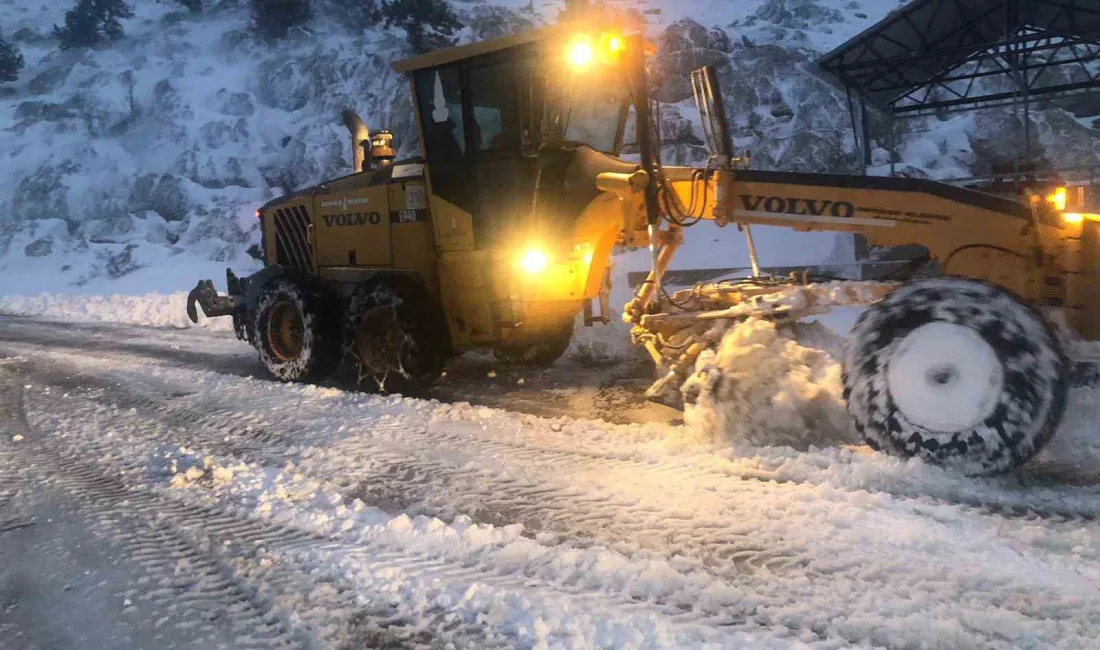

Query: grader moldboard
left=187, top=18, right=1100, bottom=476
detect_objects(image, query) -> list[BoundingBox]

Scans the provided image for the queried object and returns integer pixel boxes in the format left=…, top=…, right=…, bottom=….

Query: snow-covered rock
left=2, top=0, right=1098, bottom=295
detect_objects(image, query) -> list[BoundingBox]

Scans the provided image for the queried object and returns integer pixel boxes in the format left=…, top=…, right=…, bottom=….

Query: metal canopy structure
left=816, top=0, right=1100, bottom=175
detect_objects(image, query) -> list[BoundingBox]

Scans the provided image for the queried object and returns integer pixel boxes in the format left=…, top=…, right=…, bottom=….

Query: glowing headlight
left=519, top=248, right=550, bottom=274
left=1064, top=212, right=1100, bottom=224
left=1049, top=187, right=1067, bottom=211
left=568, top=39, right=594, bottom=69
left=567, top=33, right=626, bottom=70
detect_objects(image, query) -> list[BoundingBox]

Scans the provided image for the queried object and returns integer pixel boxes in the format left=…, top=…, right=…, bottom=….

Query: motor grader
left=187, top=18, right=1100, bottom=476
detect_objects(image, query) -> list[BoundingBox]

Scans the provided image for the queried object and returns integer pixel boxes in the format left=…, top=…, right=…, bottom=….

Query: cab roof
left=389, top=20, right=653, bottom=74
left=390, top=25, right=559, bottom=74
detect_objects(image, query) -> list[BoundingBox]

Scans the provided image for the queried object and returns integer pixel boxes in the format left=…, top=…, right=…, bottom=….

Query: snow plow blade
left=635, top=280, right=899, bottom=410
left=185, top=270, right=243, bottom=323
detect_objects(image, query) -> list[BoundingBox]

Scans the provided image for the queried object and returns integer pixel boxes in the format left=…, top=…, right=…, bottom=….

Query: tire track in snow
left=16, top=353, right=1100, bottom=649
left=10, top=356, right=841, bottom=584
left=18, top=350, right=1100, bottom=562
left=0, top=369, right=505, bottom=650
left=9, top=365, right=808, bottom=649
left=0, top=324, right=668, bottom=427
left=7, top=328, right=1100, bottom=524
left=12, top=373, right=782, bottom=642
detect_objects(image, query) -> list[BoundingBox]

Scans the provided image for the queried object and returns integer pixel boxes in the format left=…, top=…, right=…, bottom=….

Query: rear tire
left=343, top=276, right=449, bottom=397
left=842, top=277, right=1068, bottom=475
left=253, top=278, right=341, bottom=382
left=493, top=319, right=575, bottom=367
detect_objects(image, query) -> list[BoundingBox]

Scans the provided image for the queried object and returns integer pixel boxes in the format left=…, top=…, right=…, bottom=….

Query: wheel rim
left=266, top=300, right=305, bottom=362
left=886, top=321, right=1004, bottom=432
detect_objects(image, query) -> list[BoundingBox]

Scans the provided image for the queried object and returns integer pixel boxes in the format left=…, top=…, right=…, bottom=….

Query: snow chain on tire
left=842, top=277, right=1069, bottom=476
left=342, top=276, right=448, bottom=397
left=253, top=278, right=341, bottom=382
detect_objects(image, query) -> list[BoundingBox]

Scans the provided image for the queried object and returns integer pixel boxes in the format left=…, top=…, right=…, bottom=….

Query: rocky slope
left=0, top=0, right=1098, bottom=292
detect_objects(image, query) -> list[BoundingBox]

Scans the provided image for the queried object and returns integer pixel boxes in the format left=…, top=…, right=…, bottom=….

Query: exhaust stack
left=341, top=109, right=370, bottom=172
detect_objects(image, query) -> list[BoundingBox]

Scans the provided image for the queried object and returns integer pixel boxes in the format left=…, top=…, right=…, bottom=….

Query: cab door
left=414, top=65, right=474, bottom=221
left=413, top=64, right=493, bottom=346
left=465, top=53, right=541, bottom=249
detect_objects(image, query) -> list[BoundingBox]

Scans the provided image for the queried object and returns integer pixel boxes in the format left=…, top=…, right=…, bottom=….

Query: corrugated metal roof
left=817, top=0, right=1100, bottom=109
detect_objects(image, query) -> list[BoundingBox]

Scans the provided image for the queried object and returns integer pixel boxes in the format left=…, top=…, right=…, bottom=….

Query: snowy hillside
left=1, top=0, right=1099, bottom=297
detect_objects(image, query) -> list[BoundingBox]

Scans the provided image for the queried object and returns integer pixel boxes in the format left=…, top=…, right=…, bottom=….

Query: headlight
left=1048, top=187, right=1067, bottom=211
left=565, top=32, right=626, bottom=70
left=518, top=248, right=550, bottom=274
left=568, top=39, right=594, bottom=69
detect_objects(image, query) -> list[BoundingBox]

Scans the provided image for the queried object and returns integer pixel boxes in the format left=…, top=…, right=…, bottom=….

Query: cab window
left=414, top=65, right=470, bottom=210
left=467, top=61, right=524, bottom=153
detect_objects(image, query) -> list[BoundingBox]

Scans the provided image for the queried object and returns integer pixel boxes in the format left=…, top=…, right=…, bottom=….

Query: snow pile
left=682, top=317, right=858, bottom=449
left=0, top=291, right=234, bottom=330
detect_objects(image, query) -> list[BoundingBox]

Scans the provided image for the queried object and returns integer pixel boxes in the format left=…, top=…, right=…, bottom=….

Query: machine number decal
left=390, top=209, right=427, bottom=223
left=405, top=185, right=427, bottom=210
left=323, top=211, right=382, bottom=227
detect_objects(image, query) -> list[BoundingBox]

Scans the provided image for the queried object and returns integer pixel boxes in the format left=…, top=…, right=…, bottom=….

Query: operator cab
left=393, top=26, right=637, bottom=251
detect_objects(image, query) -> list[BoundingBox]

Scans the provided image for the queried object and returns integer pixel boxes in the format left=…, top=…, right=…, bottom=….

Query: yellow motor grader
left=187, top=19, right=1100, bottom=475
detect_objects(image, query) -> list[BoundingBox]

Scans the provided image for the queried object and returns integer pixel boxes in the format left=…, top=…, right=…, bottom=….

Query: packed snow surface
left=5, top=0, right=1100, bottom=643
left=4, top=327, right=1100, bottom=648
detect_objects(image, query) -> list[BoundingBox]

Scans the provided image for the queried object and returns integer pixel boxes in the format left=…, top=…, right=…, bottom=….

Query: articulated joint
left=598, top=170, right=650, bottom=243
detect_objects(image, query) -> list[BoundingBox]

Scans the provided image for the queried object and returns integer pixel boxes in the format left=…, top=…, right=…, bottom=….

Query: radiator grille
left=272, top=206, right=313, bottom=272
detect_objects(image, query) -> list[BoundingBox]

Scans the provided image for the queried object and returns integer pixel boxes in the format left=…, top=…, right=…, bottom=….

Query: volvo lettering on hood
left=736, top=194, right=950, bottom=226
left=741, top=194, right=855, bottom=218
left=323, top=212, right=382, bottom=227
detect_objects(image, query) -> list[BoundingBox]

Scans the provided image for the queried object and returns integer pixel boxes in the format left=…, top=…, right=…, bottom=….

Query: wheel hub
left=266, top=300, right=305, bottom=362
left=926, top=364, right=958, bottom=387
left=887, top=322, right=1004, bottom=432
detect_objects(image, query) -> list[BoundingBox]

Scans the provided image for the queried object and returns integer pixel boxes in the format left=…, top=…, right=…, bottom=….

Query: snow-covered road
left=2, top=318, right=1100, bottom=649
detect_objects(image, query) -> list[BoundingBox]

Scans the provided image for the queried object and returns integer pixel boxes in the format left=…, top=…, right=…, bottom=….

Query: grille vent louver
left=272, top=206, right=313, bottom=272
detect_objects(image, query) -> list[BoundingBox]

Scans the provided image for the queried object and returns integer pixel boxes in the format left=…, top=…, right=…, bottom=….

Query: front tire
left=253, top=278, right=341, bottom=382
left=842, top=277, right=1068, bottom=475
left=493, top=319, right=575, bottom=367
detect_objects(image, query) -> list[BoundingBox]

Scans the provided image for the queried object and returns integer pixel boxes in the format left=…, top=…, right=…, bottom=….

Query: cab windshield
left=562, top=93, right=627, bottom=153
